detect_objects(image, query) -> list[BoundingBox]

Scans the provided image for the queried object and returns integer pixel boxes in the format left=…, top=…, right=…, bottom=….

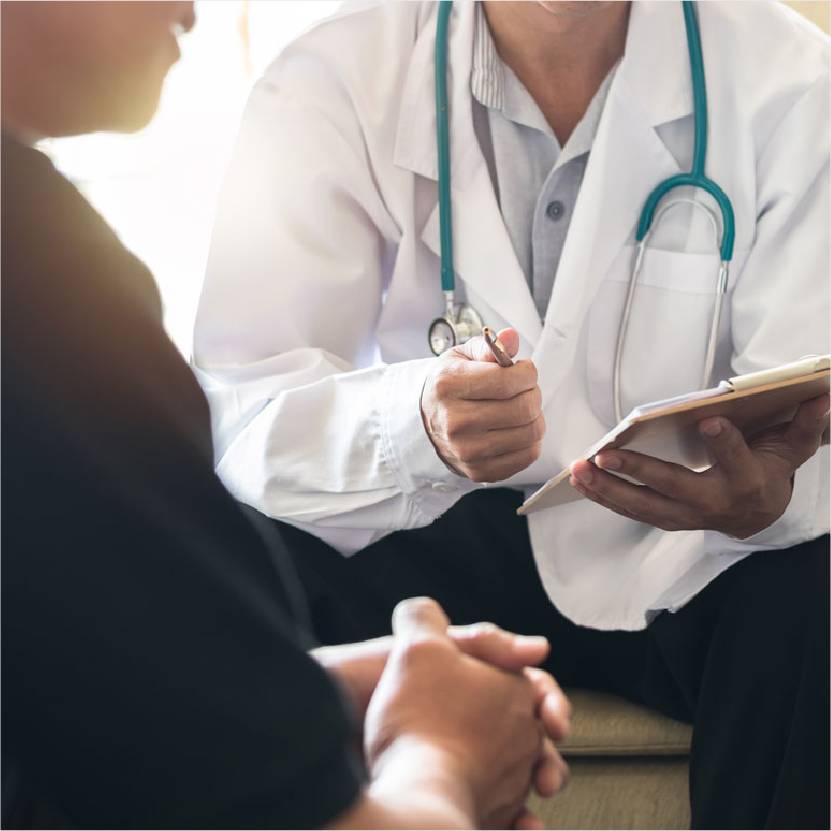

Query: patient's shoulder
left=1, top=135, right=162, bottom=324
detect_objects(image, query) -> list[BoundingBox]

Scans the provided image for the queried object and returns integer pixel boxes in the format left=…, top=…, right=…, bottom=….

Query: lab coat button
left=432, top=482, right=453, bottom=493
left=545, top=200, right=565, bottom=221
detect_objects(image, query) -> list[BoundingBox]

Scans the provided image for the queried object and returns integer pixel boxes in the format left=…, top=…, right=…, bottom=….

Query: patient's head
left=1, top=1, right=195, bottom=138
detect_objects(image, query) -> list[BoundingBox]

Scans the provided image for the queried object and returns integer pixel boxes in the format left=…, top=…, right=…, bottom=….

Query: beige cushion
left=531, top=691, right=693, bottom=829
left=530, top=756, right=691, bottom=830
left=559, top=690, right=692, bottom=757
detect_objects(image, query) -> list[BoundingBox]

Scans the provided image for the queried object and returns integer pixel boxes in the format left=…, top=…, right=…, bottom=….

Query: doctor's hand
left=363, top=598, right=569, bottom=830
left=569, top=393, right=830, bottom=539
left=421, top=327, right=545, bottom=482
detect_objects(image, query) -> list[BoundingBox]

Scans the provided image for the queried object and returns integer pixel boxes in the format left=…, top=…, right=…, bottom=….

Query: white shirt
left=194, top=1, right=830, bottom=630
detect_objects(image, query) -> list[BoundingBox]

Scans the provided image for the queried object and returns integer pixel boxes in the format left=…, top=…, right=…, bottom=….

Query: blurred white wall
left=45, top=0, right=829, bottom=357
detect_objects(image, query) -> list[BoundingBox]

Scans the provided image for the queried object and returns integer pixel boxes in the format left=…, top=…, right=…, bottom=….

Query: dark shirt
left=1, top=135, right=363, bottom=829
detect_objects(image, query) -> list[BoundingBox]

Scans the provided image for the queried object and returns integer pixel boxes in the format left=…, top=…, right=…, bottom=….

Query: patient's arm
left=320, top=599, right=572, bottom=830
left=328, top=742, right=476, bottom=830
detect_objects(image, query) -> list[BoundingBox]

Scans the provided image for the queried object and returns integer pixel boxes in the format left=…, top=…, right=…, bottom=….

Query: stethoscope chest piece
left=428, top=303, right=484, bottom=355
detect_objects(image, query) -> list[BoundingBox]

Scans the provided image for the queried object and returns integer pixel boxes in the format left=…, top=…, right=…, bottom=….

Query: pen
left=482, top=326, right=514, bottom=368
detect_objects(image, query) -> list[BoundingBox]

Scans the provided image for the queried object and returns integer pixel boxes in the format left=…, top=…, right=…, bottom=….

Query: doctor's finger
left=594, top=449, right=706, bottom=504
left=451, top=388, right=543, bottom=431
left=455, top=417, right=546, bottom=463
left=453, top=327, right=520, bottom=363
left=782, top=393, right=830, bottom=467
left=570, top=464, right=699, bottom=531
left=444, top=358, right=538, bottom=400
left=467, top=443, right=542, bottom=483
left=697, top=417, right=757, bottom=481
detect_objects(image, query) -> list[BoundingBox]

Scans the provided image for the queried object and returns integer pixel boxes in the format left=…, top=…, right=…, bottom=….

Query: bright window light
left=43, top=0, right=339, bottom=356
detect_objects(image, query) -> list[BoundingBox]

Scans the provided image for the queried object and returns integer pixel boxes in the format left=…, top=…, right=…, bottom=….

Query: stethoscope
left=427, top=0, right=736, bottom=424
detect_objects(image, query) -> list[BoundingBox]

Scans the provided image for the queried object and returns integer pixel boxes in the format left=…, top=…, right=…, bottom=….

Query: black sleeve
left=1, top=137, right=364, bottom=829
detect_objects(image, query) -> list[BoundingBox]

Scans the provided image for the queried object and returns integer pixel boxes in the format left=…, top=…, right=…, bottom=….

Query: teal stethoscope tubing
left=434, top=0, right=736, bottom=421
left=435, top=0, right=455, bottom=296
left=636, top=0, right=735, bottom=260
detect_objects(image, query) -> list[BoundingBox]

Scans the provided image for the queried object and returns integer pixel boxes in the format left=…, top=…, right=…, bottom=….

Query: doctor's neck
left=483, top=1, right=630, bottom=145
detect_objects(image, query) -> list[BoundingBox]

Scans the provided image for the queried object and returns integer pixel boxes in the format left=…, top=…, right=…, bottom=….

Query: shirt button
left=546, top=200, right=565, bottom=221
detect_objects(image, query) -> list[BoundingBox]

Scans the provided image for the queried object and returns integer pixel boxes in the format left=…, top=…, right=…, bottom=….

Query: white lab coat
left=194, top=0, right=830, bottom=630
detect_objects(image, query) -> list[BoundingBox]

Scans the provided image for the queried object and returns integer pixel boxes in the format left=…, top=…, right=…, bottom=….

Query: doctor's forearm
left=204, top=355, right=477, bottom=550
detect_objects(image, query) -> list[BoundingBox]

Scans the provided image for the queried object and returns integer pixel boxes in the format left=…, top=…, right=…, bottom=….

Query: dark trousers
left=276, top=489, right=830, bottom=830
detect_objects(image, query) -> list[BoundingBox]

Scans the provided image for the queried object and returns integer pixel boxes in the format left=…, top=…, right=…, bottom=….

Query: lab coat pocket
left=586, top=246, right=730, bottom=427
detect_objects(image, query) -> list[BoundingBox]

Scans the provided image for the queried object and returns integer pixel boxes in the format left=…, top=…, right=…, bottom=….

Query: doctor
left=195, top=1, right=829, bottom=827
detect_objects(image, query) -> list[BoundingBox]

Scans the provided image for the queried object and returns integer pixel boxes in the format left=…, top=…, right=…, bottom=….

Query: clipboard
left=518, top=356, right=831, bottom=516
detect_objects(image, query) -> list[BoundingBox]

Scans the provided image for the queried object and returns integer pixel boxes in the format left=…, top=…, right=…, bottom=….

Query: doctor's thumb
left=456, top=327, right=520, bottom=363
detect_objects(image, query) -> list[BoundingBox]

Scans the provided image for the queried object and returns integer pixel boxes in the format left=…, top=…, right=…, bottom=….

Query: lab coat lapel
left=535, top=0, right=693, bottom=400
left=394, top=2, right=543, bottom=347
left=419, top=166, right=544, bottom=347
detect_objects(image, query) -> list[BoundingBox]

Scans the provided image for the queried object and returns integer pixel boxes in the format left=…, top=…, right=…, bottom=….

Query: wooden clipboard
left=518, top=360, right=830, bottom=516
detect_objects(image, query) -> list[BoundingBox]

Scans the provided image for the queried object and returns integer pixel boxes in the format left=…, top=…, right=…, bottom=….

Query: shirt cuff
left=380, top=358, right=475, bottom=514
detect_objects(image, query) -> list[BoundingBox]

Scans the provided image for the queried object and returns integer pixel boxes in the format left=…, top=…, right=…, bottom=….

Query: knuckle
left=791, top=422, right=814, bottom=447
left=531, top=415, right=546, bottom=443
left=399, top=635, right=446, bottom=667
left=433, top=371, right=455, bottom=400
left=747, top=475, right=767, bottom=501
left=528, top=442, right=543, bottom=464
left=530, top=386, right=543, bottom=416
left=522, top=723, right=543, bottom=757
left=396, top=596, right=439, bottom=620
left=713, top=478, right=735, bottom=505
left=734, top=475, right=763, bottom=504
left=492, top=458, right=512, bottom=480
left=698, top=491, right=720, bottom=515
left=468, top=467, right=490, bottom=484
left=511, top=671, right=537, bottom=705
left=559, top=690, right=573, bottom=720
left=632, top=496, right=653, bottom=519
left=724, top=434, right=746, bottom=461
left=468, top=621, right=500, bottom=642
left=455, top=440, right=480, bottom=464
left=520, top=391, right=539, bottom=424
left=444, top=413, right=466, bottom=441
left=469, top=620, right=499, bottom=635
left=619, top=499, right=645, bottom=522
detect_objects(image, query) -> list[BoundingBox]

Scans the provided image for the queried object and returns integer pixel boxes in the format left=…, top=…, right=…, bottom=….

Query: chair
left=530, top=689, right=693, bottom=829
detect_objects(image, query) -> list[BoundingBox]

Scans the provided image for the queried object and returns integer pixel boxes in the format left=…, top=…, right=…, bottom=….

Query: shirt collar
left=471, top=2, right=618, bottom=160
left=393, top=1, right=692, bottom=185
left=471, top=2, right=504, bottom=110
left=560, top=63, right=618, bottom=162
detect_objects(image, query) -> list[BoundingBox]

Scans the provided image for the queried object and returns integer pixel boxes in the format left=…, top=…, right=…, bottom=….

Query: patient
left=1, top=3, right=570, bottom=828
